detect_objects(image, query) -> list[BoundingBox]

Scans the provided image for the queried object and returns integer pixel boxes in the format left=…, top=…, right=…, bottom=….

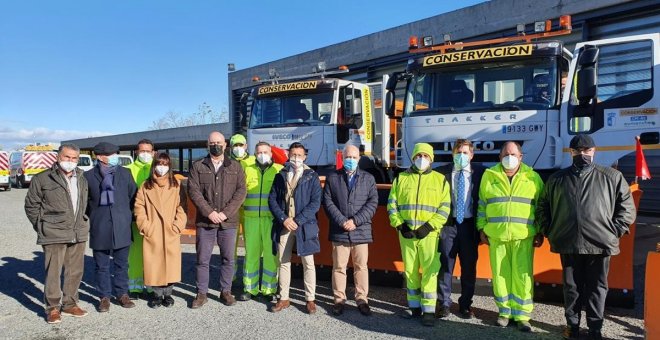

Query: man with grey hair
left=25, top=143, right=90, bottom=324
left=323, top=144, right=378, bottom=316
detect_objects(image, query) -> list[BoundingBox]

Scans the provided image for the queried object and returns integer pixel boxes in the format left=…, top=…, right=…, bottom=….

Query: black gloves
left=397, top=223, right=415, bottom=239
left=415, top=223, right=434, bottom=239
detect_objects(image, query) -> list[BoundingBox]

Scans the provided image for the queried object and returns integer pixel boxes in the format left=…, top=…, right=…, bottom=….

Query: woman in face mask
left=133, top=153, right=187, bottom=309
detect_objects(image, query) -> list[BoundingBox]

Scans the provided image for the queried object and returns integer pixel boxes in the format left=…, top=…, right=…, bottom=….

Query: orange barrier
left=178, top=178, right=642, bottom=292
left=645, top=249, right=660, bottom=340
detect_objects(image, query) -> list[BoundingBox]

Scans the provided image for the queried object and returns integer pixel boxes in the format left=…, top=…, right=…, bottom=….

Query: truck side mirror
left=239, top=92, right=250, bottom=132
left=352, top=98, right=362, bottom=115
left=385, top=91, right=396, bottom=118
left=576, top=45, right=599, bottom=106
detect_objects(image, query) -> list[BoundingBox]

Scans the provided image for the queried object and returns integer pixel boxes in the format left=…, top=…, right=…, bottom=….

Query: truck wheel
left=4, top=186, right=10, bottom=191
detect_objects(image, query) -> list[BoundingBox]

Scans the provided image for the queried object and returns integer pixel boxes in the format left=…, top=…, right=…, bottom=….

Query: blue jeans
left=93, top=245, right=130, bottom=298
left=195, top=227, right=237, bottom=294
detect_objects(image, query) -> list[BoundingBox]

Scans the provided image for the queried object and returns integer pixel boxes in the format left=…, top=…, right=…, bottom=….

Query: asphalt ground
left=0, top=188, right=657, bottom=339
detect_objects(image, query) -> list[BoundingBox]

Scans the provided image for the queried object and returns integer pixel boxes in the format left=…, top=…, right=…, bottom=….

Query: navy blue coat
left=322, top=169, right=378, bottom=244
left=435, top=163, right=485, bottom=226
left=84, top=164, right=137, bottom=250
left=269, top=167, right=322, bottom=257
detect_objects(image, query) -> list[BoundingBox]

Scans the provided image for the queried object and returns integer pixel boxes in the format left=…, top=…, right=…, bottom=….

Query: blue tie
left=456, top=170, right=465, bottom=224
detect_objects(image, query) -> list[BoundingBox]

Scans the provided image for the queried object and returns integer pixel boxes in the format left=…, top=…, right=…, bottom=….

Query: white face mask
left=138, top=152, right=153, bottom=164
left=155, top=165, right=169, bottom=176
left=414, top=157, right=430, bottom=171
left=256, top=153, right=271, bottom=165
left=501, top=155, right=520, bottom=170
left=290, top=158, right=304, bottom=170
left=59, top=161, right=77, bottom=173
left=232, top=147, right=246, bottom=158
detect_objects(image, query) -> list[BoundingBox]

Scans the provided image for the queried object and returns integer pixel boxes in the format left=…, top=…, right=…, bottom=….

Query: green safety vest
left=243, top=162, right=283, bottom=218
left=125, top=160, right=151, bottom=187
left=387, top=169, right=451, bottom=231
left=476, top=163, right=544, bottom=241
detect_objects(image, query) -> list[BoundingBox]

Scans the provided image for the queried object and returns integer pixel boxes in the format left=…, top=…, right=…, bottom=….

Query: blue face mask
left=107, top=155, right=119, bottom=167
left=453, top=153, right=470, bottom=169
left=343, top=158, right=358, bottom=172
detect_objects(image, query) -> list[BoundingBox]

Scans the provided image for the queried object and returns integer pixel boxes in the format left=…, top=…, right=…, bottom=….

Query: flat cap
left=93, top=142, right=119, bottom=155
left=569, top=134, right=596, bottom=149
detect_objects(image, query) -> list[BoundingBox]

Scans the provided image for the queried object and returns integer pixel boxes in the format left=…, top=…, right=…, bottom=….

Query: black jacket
left=269, top=166, right=322, bottom=257
left=435, top=163, right=485, bottom=226
left=187, top=156, right=247, bottom=229
left=323, top=169, right=378, bottom=244
left=536, top=164, right=636, bottom=255
left=25, top=164, right=89, bottom=245
left=85, top=164, right=137, bottom=250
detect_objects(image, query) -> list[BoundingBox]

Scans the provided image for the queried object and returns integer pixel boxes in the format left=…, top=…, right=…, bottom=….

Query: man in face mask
left=387, top=143, right=451, bottom=326
left=84, top=142, right=138, bottom=312
left=25, top=143, right=90, bottom=323
left=476, top=141, right=544, bottom=332
left=125, top=139, right=156, bottom=300
left=323, top=144, right=378, bottom=316
left=238, top=142, right=283, bottom=302
left=187, top=131, right=247, bottom=309
left=229, top=134, right=256, bottom=170
left=537, top=134, right=635, bottom=340
left=434, top=139, right=485, bottom=319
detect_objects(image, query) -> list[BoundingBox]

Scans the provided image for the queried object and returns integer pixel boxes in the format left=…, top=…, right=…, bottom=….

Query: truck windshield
left=250, top=91, right=334, bottom=129
left=404, top=57, right=558, bottom=116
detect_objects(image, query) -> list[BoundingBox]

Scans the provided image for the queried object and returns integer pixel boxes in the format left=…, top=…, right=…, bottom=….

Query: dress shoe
left=458, top=307, right=475, bottom=319
left=238, top=292, right=252, bottom=301
left=588, top=329, right=603, bottom=340
left=422, top=312, right=436, bottom=327
left=517, top=320, right=532, bottom=332
left=220, top=291, right=236, bottom=306
left=435, top=304, right=450, bottom=319
left=46, top=308, right=61, bottom=324
left=562, top=325, right=580, bottom=339
left=357, top=302, right=372, bottom=316
left=117, top=294, right=136, bottom=308
left=162, top=296, right=174, bottom=308
left=191, top=293, right=208, bottom=309
left=61, top=305, right=88, bottom=318
left=271, top=299, right=290, bottom=312
left=128, top=291, right=141, bottom=300
left=496, top=316, right=510, bottom=327
left=306, top=301, right=317, bottom=314
left=98, top=297, right=111, bottom=313
left=148, top=297, right=162, bottom=309
left=332, top=302, right=344, bottom=316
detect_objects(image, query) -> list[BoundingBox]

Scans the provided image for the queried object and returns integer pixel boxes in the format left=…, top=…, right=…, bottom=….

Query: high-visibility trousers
left=489, top=237, right=535, bottom=321
left=399, top=232, right=440, bottom=314
left=243, top=216, right=278, bottom=295
left=128, top=222, right=145, bottom=293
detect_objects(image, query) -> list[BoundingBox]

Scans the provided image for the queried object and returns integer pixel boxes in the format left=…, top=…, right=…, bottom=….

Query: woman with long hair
left=134, top=153, right=187, bottom=308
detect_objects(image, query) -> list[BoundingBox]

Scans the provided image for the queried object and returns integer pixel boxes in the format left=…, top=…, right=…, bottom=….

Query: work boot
left=61, top=305, right=89, bottom=318
left=271, top=299, right=290, bottom=312
left=46, top=308, right=61, bottom=324
left=435, top=304, right=450, bottom=319
left=400, top=307, right=423, bottom=319
left=517, top=320, right=532, bottom=332
left=496, top=316, right=510, bottom=327
left=220, top=291, right=236, bottom=306
left=98, top=297, right=111, bottom=313
left=238, top=292, right=252, bottom=301
left=422, top=313, right=436, bottom=327
left=162, top=296, right=174, bottom=308
left=148, top=296, right=162, bottom=309
left=562, top=326, right=580, bottom=339
left=191, top=293, right=208, bottom=309
left=117, top=294, right=136, bottom=308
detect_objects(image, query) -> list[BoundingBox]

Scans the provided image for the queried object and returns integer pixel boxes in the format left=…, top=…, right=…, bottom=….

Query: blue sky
left=0, top=0, right=484, bottom=150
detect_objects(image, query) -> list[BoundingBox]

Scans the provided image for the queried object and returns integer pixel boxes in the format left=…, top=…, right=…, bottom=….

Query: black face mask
left=572, top=154, right=593, bottom=168
left=209, top=145, right=224, bottom=157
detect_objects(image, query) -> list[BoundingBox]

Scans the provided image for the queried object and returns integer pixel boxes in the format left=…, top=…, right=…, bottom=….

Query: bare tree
left=148, top=103, right=223, bottom=130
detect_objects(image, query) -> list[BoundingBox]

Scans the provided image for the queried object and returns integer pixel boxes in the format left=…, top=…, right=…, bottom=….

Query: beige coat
left=134, top=180, right=187, bottom=286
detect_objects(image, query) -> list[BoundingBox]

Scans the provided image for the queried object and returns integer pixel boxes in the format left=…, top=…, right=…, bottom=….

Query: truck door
left=563, top=33, right=659, bottom=167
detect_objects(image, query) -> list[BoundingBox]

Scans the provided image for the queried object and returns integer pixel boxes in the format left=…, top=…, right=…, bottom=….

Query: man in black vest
left=435, top=139, right=484, bottom=319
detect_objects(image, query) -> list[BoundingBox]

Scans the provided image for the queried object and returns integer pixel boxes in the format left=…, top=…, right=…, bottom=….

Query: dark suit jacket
left=435, top=162, right=485, bottom=226
left=85, top=164, right=137, bottom=250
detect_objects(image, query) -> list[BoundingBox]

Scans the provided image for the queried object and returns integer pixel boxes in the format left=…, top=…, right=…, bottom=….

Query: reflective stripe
left=422, top=292, right=437, bottom=299
left=243, top=206, right=264, bottom=211
left=243, top=271, right=259, bottom=279
left=477, top=212, right=486, bottom=218
left=408, top=300, right=421, bottom=308
left=388, top=199, right=397, bottom=205
left=246, top=193, right=268, bottom=199
left=407, top=288, right=420, bottom=296
left=498, top=307, right=511, bottom=314
left=486, top=196, right=535, bottom=205
left=487, top=216, right=534, bottom=225
left=439, top=202, right=451, bottom=209
left=398, top=204, right=439, bottom=213
left=478, top=199, right=486, bottom=207
left=262, top=269, right=277, bottom=278
left=262, top=281, right=278, bottom=289
left=496, top=294, right=534, bottom=306
left=404, top=219, right=424, bottom=227
left=422, top=305, right=435, bottom=313
left=244, top=283, right=258, bottom=291
left=511, top=309, right=531, bottom=316
left=388, top=209, right=398, bottom=215
left=436, top=209, right=449, bottom=218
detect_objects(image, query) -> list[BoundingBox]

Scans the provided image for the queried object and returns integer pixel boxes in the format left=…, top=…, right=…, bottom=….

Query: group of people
left=24, top=132, right=635, bottom=340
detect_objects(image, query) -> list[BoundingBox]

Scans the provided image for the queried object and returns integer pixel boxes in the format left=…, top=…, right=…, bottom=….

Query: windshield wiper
left=410, top=107, right=456, bottom=115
